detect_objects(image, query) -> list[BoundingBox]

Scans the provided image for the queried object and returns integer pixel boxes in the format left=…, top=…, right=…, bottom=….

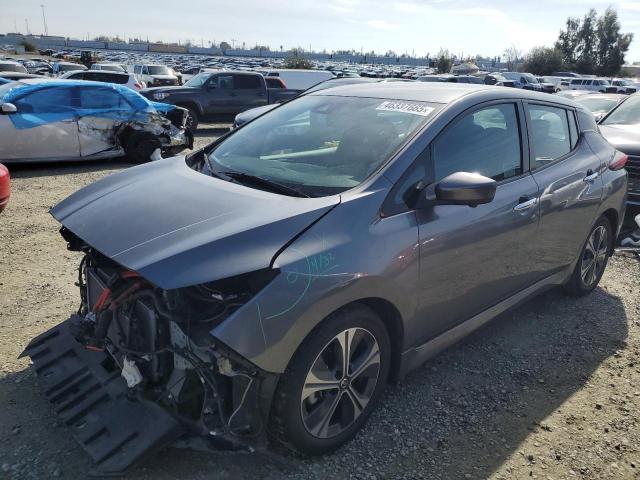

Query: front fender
left=211, top=187, right=419, bottom=373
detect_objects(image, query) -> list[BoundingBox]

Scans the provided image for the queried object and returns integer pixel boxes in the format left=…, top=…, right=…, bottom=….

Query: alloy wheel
left=581, top=225, right=608, bottom=287
left=300, top=328, right=381, bottom=439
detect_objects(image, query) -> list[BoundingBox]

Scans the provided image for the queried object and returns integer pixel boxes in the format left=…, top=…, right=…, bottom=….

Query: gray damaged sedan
left=22, top=83, right=627, bottom=475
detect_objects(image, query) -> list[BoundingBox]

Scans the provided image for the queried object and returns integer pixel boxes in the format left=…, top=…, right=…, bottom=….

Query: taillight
left=609, top=152, right=628, bottom=171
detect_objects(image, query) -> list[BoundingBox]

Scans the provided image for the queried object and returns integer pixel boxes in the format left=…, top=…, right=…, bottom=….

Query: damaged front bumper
left=21, top=319, right=185, bottom=476
left=20, top=253, right=279, bottom=476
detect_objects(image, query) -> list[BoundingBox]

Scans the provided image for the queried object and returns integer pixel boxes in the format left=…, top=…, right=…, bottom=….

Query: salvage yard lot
left=0, top=125, right=639, bottom=480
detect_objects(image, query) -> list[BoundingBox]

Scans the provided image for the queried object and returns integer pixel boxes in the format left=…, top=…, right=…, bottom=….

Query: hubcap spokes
left=301, top=327, right=381, bottom=439
left=581, top=225, right=608, bottom=286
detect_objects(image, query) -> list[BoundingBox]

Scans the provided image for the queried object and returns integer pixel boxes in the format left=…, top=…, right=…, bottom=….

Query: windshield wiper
left=222, top=171, right=310, bottom=198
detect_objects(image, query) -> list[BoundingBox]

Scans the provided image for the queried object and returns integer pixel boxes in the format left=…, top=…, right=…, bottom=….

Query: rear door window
left=527, top=104, right=572, bottom=170
left=234, top=74, right=261, bottom=89
left=106, top=73, right=127, bottom=84
left=78, top=87, right=128, bottom=110
left=432, top=103, right=522, bottom=182
left=218, top=74, right=234, bottom=89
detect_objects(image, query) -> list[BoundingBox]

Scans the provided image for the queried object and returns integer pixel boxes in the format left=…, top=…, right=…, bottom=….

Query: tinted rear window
left=83, top=72, right=128, bottom=84
left=234, top=75, right=262, bottom=89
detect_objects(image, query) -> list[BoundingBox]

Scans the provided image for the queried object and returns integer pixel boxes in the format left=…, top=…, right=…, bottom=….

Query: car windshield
left=522, top=74, right=539, bottom=84
left=206, top=95, right=439, bottom=197
left=601, top=96, right=640, bottom=125
left=184, top=72, right=212, bottom=87
left=147, top=66, right=171, bottom=75
left=576, top=97, right=620, bottom=115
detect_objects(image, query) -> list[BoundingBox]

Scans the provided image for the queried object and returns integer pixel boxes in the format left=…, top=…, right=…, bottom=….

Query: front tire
left=269, top=304, right=391, bottom=455
left=564, top=216, right=613, bottom=296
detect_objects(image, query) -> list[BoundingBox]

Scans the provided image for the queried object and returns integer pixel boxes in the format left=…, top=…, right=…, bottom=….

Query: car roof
left=307, top=81, right=579, bottom=107
left=67, top=70, right=129, bottom=76
left=0, top=72, right=44, bottom=79
left=578, top=93, right=625, bottom=100
left=10, top=78, right=58, bottom=86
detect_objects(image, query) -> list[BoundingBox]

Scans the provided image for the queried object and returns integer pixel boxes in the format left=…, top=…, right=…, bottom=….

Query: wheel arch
left=175, top=101, right=202, bottom=117
left=353, top=297, right=404, bottom=383
left=600, top=208, right=619, bottom=254
left=301, top=297, right=405, bottom=384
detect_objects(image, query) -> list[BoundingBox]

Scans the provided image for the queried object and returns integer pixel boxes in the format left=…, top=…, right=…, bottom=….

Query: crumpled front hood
left=51, top=158, right=339, bottom=289
left=599, top=124, right=640, bottom=156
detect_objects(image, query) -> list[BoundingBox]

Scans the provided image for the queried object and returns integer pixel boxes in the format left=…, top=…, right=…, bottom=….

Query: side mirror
left=206, top=82, right=217, bottom=90
left=433, top=171, right=496, bottom=206
left=1, top=103, right=17, bottom=114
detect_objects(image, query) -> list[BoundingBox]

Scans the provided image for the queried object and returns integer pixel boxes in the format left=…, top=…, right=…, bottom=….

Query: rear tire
left=124, top=132, right=161, bottom=164
left=269, top=304, right=390, bottom=455
left=564, top=216, right=613, bottom=296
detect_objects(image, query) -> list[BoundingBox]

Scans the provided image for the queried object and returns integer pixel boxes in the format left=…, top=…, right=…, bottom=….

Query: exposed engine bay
left=21, top=242, right=279, bottom=476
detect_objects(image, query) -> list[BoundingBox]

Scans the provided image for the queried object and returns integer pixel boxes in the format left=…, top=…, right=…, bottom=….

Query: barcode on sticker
left=376, top=101, right=434, bottom=117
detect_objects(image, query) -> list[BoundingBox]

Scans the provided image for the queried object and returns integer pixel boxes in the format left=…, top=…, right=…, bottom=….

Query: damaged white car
left=0, top=79, right=193, bottom=164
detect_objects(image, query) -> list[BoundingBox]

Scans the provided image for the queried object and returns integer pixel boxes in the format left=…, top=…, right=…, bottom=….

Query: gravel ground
left=1, top=126, right=639, bottom=479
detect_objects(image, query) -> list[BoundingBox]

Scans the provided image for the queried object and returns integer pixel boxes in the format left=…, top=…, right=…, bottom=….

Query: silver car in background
left=0, top=79, right=192, bottom=163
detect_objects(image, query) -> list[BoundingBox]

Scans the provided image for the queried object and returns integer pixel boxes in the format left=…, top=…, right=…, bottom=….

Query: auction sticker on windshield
left=376, top=101, right=434, bottom=117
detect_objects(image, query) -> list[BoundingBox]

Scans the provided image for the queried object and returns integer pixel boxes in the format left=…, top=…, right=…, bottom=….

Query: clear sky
left=2, top=0, right=639, bottom=61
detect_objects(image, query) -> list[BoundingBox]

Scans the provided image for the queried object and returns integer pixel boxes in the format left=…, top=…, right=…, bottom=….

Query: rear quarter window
left=106, top=73, right=128, bottom=84
left=577, top=108, right=598, bottom=132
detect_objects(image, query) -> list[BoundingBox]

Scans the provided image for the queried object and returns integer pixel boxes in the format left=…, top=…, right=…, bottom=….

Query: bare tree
left=503, top=44, right=522, bottom=70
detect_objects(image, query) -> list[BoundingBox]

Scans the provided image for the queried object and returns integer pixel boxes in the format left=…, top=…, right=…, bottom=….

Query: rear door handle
left=513, top=197, right=538, bottom=211
left=584, top=170, right=599, bottom=183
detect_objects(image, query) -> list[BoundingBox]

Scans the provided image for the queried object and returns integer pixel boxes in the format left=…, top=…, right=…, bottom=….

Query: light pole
left=41, top=4, right=48, bottom=36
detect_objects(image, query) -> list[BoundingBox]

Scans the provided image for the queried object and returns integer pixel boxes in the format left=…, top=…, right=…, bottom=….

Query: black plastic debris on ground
left=20, top=318, right=184, bottom=476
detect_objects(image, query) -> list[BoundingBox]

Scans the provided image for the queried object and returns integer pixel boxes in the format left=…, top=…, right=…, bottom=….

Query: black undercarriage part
left=20, top=251, right=276, bottom=475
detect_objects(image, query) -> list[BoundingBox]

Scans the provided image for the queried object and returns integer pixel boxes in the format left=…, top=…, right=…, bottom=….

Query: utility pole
left=41, top=4, right=48, bottom=36
left=231, top=38, right=236, bottom=49
left=25, top=19, right=30, bottom=35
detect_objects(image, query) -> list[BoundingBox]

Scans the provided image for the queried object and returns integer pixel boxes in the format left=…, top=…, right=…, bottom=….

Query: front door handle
left=584, top=169, right=599, bottom=183
left=513, top=197, right=538, bottom=211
